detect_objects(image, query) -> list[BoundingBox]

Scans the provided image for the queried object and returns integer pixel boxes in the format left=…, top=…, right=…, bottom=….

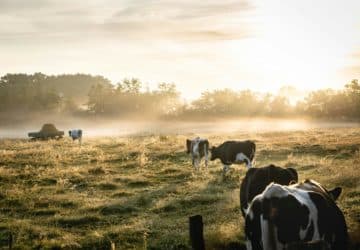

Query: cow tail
left=267, top=203, right=278, bottom=250
left=204, top=140, right=209, bottom=165
left=251, top=142, right=256, bottom=165
left=252, top=142, right=256, bottom=158
left=205, top=140, right=209, bottom=154
left=268, top=219, right=277, bottom=250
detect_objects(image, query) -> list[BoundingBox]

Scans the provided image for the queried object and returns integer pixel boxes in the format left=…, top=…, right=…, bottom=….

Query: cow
left=240, top=164, right=298, bottom=217
left=69, top=129, right=82, bottom=145
left=244, top=179, right=348, bottom=250
left=186, top=137, right=209, bottom=170
left=210, top=140, right=256, bottom=173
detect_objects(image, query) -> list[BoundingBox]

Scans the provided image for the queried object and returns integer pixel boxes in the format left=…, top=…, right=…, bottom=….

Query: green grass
left=0, top=128, right=359, bottom=249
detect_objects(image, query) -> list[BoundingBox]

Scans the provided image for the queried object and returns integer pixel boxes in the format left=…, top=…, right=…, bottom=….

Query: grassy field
left=0, top=128, right=359, bottom=249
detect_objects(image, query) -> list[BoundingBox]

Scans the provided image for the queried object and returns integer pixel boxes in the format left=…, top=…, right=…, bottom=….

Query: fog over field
left=1, top=118, right=359, bottom=139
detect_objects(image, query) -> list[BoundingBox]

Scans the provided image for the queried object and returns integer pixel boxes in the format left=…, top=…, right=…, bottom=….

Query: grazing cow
left=210, top=140, right=256, bottom=173
left=245, top=179, right=347, bottom=250
left=186, top=137, right=209, bottom=170
left=240, top=164, right=298, bottom=217
left=69, top=129, right=82, bottom=145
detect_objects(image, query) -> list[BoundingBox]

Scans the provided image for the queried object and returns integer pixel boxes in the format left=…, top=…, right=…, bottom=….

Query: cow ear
left=328, top=187, right=342, bottom=201
left=287, top=168, right=298, bottom=182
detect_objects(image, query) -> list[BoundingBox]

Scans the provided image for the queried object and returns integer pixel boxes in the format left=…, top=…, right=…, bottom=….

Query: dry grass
left=0, top=128, right=359, bottom=249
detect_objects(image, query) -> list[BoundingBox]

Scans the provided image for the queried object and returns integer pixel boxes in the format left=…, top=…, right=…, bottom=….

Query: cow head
left=210, top=146, right=218, bottom=161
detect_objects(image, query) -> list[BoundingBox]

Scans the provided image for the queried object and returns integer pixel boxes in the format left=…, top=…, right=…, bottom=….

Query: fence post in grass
left=8, top=232, right=12, bottom=250
left=189, top=215, right=205, bottom=250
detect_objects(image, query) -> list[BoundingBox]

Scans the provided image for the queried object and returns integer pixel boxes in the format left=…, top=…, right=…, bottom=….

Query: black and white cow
left=240, top=164, right=298, bottom=217
left=245, top=179, right=348, bottom=250
left=210, top=140, right=256, bottom=173
left=186, top=137, right=209, bottom=170
left=69, top=129, right=82, bottom=145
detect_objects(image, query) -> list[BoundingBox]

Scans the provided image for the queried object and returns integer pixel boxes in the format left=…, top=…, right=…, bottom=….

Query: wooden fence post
left=189, top=215, right=205, bottom=250
left=8, top=232, right=12, bottom=250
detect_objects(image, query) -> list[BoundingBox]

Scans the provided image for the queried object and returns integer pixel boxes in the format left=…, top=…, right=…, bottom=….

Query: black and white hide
left=186, top=137, right=209, bottom=170
left=210, top=140, right=256, bottom=173
left=69, top=129, right=82, bottom=145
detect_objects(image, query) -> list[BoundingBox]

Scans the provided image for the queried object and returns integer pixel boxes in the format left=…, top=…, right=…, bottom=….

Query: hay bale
left=40, top=124, right=60, bottom=133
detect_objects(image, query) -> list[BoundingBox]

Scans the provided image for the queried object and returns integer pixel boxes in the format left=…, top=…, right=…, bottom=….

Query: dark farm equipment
left=28, top=124, right=64, bottom=140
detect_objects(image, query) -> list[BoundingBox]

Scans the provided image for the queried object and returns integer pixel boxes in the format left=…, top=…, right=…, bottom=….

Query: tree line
left=0, top=73, right=359, bottom=120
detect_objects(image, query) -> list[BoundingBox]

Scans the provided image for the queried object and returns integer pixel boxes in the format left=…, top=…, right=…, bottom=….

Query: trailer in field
left=28, top=124, right=64, bottom=140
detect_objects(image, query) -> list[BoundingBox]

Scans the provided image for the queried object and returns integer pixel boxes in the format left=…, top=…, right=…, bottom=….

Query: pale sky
left=0, top=0, right=359, bottom=99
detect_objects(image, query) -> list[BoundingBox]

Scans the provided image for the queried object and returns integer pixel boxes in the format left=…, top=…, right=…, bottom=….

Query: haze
left=1, top=0, right=360, bottom=100
left=1, top=117, right=359, bottom=139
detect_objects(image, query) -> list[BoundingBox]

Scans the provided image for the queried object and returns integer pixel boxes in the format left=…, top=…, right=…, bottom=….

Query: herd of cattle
left=186, top=137, right=349, bottom=250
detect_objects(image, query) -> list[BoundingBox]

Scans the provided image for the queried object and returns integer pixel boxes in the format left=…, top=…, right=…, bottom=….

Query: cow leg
left=204, top=153, right=208, bottom=169
left=195, top=157, right=200, bottom=171
left=192, top=156, right=195, bottom=169
left=223, top=164, right=230, bottom=173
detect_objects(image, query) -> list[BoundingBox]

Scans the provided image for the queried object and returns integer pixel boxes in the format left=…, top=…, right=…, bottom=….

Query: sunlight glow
left=0, top=0, right=359, bottom=100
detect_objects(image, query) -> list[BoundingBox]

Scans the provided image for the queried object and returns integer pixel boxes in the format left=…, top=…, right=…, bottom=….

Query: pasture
left=0, top=128, right=359, bottom=249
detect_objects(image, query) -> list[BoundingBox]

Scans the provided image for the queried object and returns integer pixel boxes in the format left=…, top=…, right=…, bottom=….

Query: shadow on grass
left=149, top=151, right=188, bottom=164
left=258, top=143, right=359, bottom=161
left=100, top=204, right=139, bottom=216
left=55, top=215, right=102, bottom=228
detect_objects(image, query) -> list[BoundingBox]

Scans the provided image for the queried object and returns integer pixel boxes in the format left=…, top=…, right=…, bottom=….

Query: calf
left=186, top=137, right=209, bottom=170
left=245, top=179, right=348, bottom=250
left=240, top=164, right=298, bottom=217
left=210, top=140, right=256, bottom=173
left=69, top=129, right=82, bottom=145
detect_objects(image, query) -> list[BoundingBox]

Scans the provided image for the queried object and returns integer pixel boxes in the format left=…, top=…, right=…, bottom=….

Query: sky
left=0, top=0, right=359, bottom=99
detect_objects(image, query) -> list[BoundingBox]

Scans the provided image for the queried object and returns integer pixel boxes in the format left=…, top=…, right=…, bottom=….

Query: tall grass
left=0, top=128, right=359, bottom=249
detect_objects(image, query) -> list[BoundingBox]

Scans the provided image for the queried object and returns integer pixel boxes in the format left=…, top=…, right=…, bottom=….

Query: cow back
left=240, top=164, right=298, bottom=217
left=245, top=181, right=348, bottom=250
left=213, top=140, right=255, bottom=163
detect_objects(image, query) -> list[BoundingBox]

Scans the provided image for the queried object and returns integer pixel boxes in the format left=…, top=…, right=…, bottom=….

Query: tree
left=344, top=79, right=360, bottom=118
left=118, top=78, right=142, bottom=94
left=87, top=83, right=113, bottom=114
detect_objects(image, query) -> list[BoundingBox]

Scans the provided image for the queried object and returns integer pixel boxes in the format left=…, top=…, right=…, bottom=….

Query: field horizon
left=0, top=127, right=359, bottom=249
left=1, top=117, right=359, bottom=139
